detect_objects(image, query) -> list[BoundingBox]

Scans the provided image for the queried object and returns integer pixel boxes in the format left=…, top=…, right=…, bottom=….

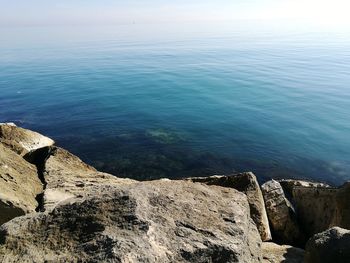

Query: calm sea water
left=1, top=23, right=350, bottom=185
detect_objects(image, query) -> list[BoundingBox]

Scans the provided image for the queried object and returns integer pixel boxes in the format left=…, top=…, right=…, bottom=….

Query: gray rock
left=262, top=242, right=304, bottom=263
left=43, top=147, right=136, bottom=210
left=188, top=172, right=272, bottom=241
left=0, top=180, right=262, bottom=263
left=0, top=143, right=43, bottom=225
left=0, top=124, right=54, bottom=156
left=261, top=180, right=303, bottom=245
left=305, top=227, right=350, bottom=263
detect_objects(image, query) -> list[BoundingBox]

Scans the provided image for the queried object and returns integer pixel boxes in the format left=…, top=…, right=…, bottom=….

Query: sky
left=1, top=0, right=350, bottom=28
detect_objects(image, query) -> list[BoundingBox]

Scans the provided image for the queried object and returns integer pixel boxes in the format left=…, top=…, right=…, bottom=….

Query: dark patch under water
left=54, top=130, right=342, bottom=185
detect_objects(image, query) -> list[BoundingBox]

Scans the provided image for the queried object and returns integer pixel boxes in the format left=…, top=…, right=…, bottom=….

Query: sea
left=1, top=22, right=349, bottom=185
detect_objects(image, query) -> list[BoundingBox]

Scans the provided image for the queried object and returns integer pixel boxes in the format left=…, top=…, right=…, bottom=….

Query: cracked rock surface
left=0, top=124, right=54, bottom=156
left=0, top=180, right=262, bottom=263
left=0, top=143, right=43, bottom=225
left=261, top=180, right=303, bottom=246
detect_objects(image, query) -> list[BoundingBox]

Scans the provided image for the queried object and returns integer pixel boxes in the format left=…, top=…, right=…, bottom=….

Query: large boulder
left=279, top=180, right=337, bottom=237
left=261, top=180, right=303, bottom=245
left=262, top=242, right=304, bottom=263
left=188, top=172, right=272, bottom=241
left=0, top=180, right=262, bottom=262
left=0, top=124, right=54, bottom=156
left=305, top=227, right=350, bottom=263
left=0, top=143, right=43, bottom=225
left=42, top=147, right=136, bottom=210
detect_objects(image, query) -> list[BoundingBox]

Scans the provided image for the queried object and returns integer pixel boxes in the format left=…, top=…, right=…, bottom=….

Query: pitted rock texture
left=188, top=172, right=271, bottom=241
left=0, top=143, right=43, bottom=225
left=0, top=180, right=262, bottom=263
left=0, top=124, right=54, bottom=156
left=43, top=147, right=136, bottom=210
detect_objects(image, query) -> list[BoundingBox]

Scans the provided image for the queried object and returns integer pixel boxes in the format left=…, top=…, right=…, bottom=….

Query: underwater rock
left=145, top=128, right=186, bottom=144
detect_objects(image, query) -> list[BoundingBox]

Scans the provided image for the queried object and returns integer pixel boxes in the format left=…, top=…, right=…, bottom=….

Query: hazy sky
left=1, top=0, right=349, bottom=27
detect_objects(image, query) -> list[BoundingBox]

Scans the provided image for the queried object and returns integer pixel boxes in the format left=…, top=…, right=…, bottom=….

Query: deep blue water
left=1, top=23, right=350, bottom=185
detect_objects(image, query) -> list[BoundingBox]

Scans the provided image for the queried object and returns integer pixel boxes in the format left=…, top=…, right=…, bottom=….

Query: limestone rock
left=334, top=182, right=350, bottom=229
left=279, top=179, right=331, bottom=196
left=261, top=180, right=303, bottom=245
left=0, top=124, right=54, bottom=156
left=262, top=242, right=304, bottom=263
left=0, top=143, right=43, bottom=225
left=0, top=123, right=16, bottom=127
left=305, top=227, right=350, bottom=263
left=43, top=147, right=136, bottom=210
left=279, top=180, right=350, bottom=238
left=0, top=180, right=262, bottom=263
left=188, top=172, right=271, bottom=241
left=279, top=179, right=337, bottom=237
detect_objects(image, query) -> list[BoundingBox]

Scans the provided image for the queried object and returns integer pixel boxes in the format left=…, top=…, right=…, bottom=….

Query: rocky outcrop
left=0, top=143, right=43, bottom=225
left=305, top=227, right=350, bottom=263
left=0, top=124, right=54, bottom=156
left=42, top=147, right=136, bottom=210
left=279, top=179, right=331, bottom=195
left=262, top=242, right=304, bottom=263
left=277, top=179, right=350, bottom=242
left=3, top=124, right=350, bottom=262
left=0, top=180, right=262, bottom=263
left=261, top=180, right=303, bottom=245
left=334, top=182, right=350, bottom=229
left=187, top=172, right=272, bottom=241
left=279, top=180, right=337, bottom=238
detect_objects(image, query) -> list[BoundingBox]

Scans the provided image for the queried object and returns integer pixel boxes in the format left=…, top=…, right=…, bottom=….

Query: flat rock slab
left=0, top=124, right=54, bottom=156
left=0, top=180, right=262, bottom=263
left=0, top=143, right=43, bottom=225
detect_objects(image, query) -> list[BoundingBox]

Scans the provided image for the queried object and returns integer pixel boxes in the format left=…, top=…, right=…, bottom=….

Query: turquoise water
left=1, top=23, right=350, bottom=185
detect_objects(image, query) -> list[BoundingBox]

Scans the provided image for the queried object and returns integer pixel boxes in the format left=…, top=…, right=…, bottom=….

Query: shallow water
left=1, top=23, right=350, bottom=185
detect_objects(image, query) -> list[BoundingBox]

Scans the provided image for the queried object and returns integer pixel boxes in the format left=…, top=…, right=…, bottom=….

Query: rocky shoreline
left=0, top=123, right=349, bottom=262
